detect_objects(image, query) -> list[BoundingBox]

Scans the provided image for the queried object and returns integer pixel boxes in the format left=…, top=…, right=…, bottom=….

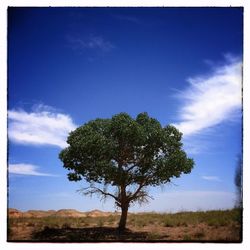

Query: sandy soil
left=8, top=220, right=241, bottom=242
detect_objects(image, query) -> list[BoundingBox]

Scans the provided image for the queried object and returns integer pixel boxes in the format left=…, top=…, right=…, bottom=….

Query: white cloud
left=173, top=56, right=242, bottom=137
left=9, top=163, right=56, bottom=177
left=8, top=105, right=77, bottom=148
left=201, top=176, right=221, bottom=182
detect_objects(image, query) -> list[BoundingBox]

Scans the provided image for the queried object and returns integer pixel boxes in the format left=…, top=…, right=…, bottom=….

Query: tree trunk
left=118, top=204, right=128, bottom=231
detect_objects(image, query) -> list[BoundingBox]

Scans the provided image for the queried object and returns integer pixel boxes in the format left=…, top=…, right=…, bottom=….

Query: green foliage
left=59, top=112, right=193, bottom=193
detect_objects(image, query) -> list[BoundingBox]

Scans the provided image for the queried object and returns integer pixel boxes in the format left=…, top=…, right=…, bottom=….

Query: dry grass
left=8, top=208, right=242, bottom=242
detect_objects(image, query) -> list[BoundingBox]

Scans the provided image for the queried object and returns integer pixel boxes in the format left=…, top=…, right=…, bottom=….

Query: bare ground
left=8, top=217, right=241, bottom=242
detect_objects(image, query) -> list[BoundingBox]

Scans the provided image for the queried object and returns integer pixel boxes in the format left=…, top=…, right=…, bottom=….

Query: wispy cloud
left=173, top=56, right=242, bottom=137
left=66, top=34, right=114, bottom=53
left=112, top=14, right=141, bottom=24
left=8, top=104, right=77, bottom=148
left=201, top=176, right=221, bottom=182
left=9, top=163, right=56, bottom=177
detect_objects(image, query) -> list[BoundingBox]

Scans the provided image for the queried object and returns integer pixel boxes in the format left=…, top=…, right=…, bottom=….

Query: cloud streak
left=66, top=34, right=114, bottom=52
left=201, top=175, right=221, bottom=182
left=173, top=56, right=242, bottom=137
left=9, top=163, right=56, bottom=177
left=112, top=14, right=141, bottom=24
left=8, top=105, right=77, bottom=148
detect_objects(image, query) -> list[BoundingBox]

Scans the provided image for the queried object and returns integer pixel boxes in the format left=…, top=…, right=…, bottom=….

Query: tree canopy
left=59, top=112, right=194, bottom=230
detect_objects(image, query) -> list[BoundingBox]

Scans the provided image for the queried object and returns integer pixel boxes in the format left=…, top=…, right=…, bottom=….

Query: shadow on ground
left=32, top=226, right=154, bottom=242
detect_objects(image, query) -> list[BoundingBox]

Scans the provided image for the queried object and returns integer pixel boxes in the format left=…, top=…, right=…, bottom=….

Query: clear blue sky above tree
left=8, top=7, right=242, bottom=212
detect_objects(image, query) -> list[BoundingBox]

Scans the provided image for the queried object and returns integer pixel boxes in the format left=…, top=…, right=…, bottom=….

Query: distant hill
left=8, top=208, right=116, bottom=218
left=8, top=208, right=23, bottom=218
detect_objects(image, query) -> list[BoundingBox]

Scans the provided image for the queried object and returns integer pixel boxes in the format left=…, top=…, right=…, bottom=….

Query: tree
left=234, top=155, right=243, bottom=208
left=59, top=112, right=194, bottom=231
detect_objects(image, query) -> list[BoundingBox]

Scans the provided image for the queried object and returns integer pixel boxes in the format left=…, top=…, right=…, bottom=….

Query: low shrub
left=97, top=218, right=104, bottom=227
left=183, top=234, right=191, bottom=241
left=62, top=223, right=71, bottom=229
left=193, top=231, right=205, bottom=239
left=163, top=220, right=174, bottom=227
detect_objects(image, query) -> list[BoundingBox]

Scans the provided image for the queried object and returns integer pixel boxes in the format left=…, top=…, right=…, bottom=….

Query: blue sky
left=7, top=7, right=243, bottom=212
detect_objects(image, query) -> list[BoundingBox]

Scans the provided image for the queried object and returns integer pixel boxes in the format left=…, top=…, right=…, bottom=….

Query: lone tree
left=234, top=155, right=243, bottom=208
left=59, top=112, right=194, bottom=231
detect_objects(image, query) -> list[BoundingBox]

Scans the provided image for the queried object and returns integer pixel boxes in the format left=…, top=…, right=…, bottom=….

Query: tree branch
left=127, top=173, right=154, bottom=202
left=95, top=187, right=118, bottom=200
left=131, top=191, right=154, bottom=205
left=125, top=164, right=137, bottom=172
left=127, top=182, right=145, bottom=202
left=78, top=186, right=120, bottom=205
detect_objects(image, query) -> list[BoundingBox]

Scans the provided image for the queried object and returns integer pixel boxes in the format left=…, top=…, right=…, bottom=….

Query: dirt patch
left=7, top=209, right=242, bottom=242
left=129, top=223, right=241, bottom=242
left=32, top=226, right=151, bottom=242
left=8, top=223, right=241, bottom=242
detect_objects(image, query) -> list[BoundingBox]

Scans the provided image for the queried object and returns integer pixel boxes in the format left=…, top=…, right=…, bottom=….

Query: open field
left=7, top=208, right=242, bottom=242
